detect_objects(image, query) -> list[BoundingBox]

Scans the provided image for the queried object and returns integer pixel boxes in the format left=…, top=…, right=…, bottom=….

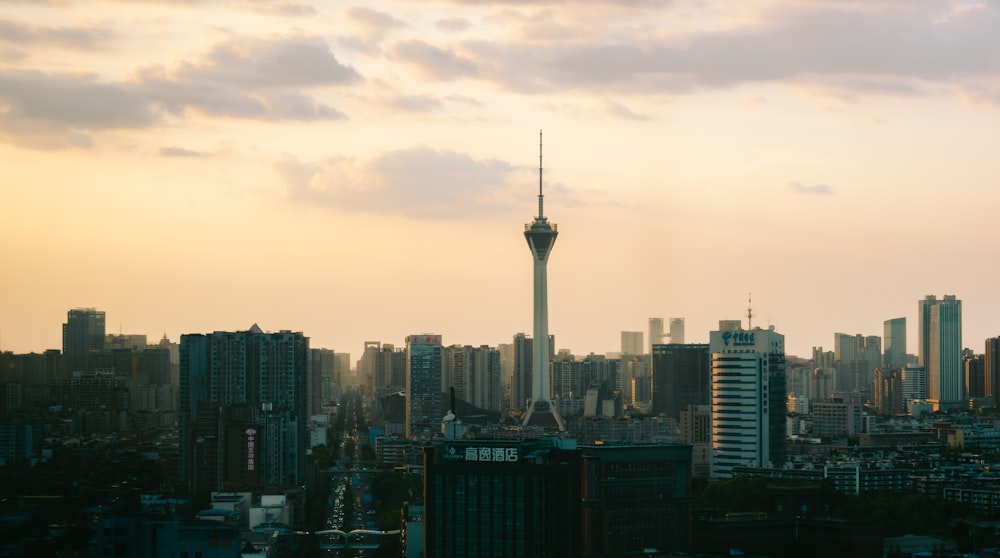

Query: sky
left=2, top=0, right=1000, bottom=361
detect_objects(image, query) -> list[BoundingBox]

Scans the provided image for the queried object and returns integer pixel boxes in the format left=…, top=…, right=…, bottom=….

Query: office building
left=405, top=334, right=443, bottom=438
left=966, top=353, right=986, bottom=400
left=709, top=326, right=786, bottom=479
left=919, top=295, right=963, bottom=410
left=521, top=135, right=564, bottom=430
left=680, top=404, right=712, bottom=478
left=884, top=317, right=907, bottom=370
left=901, top=365, right=927, bottom=403
left=811, top=393, right=862, bottom=439
left=179, top=326, right=309, bottom=496
left=651, top=343, right=710, bottom=420
left=424, top=437, right=581, bottom=557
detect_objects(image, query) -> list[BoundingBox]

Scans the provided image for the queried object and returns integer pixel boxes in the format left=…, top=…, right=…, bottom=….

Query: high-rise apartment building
left=901, top=365, right=927, bottom=403
left=833, top=333, right=879, bottom=392
left=443, top=345, right=502, bottom=412
left=965, top=354, right=986, bottom=399
left=669, top=318, right=686, bottom=344
left=883, top=317, right=907, bottom=370
left=179, top=325, right=309, bottom=497
left=709, top=326, right=786, bottom=479
left=621, top=331, right=644, bottom=356
left=405, top=334, right=443, bottom=438
left=651, top=344, right=710, bottom=420
left=919, top=295, right=963, bottom=410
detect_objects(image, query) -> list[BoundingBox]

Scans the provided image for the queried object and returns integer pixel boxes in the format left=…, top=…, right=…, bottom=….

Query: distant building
left=709, top=326, right=786, bottom=479
left=669, top=317, right=686, bottom=344
left=811, top=393, right=862, bottom=439
left=884, top=317, right=907, bottom=370
left=62, top=307, right=105, bottom=372
left=649, top=317, right=665, bottom=352
left=620, top=331, right=643, bottom=356
left=179, top=325, right=309, bottom=497
left=988, top=337, right=1000, bottom=406
left=405, top=334, right=443, bottom=439
left=901, top=365, right=927, bottom=403
left=919, top=295, right=963, bottom=410
left=651, top=343, right=710, bottom=420
left=680, top=404, right=712, bottom=477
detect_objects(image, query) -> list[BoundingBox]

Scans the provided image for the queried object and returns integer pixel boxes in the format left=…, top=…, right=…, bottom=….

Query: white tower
left=522, top=132, right=565, bottom=431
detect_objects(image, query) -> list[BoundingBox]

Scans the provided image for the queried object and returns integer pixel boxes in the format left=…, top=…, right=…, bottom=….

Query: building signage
left=246, top=428, right=257, bottom=471
left=722, top=331, right=755, bottom=347
left=445, top=444, right=519, bottom=463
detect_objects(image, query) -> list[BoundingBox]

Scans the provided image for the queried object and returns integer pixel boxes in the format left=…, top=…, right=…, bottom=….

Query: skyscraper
left=62, top=308, right=106, bottom=373
left=668, top=318, right=686, bottom=344
left=521, top=133, right=564, bottom=431
left=651, top=343, right=710, bottom=420
left=405, top=334, right=443, bottom=438
left=919, top=295, right=963, bottom=410
left=986, top=337, right=1000, bottom=405
left=649, top=318, right=665, bottom=352
left=883, top=317, right=907, bottom=370
left=709, top=326, right=786, bottom=479
left=179, top=325, right=308, bottom=496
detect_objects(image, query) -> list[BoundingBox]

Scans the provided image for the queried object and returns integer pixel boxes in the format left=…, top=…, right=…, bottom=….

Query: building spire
left=747, top=292, right=753, bottom=329
left=538, top=129, right=544, bottom=220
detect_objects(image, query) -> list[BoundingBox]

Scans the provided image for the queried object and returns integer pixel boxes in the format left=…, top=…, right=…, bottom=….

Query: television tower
left=522, top=131, right=566, bottom=431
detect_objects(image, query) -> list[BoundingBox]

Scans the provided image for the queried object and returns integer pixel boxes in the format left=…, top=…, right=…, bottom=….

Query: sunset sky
left=3, top=0, right=1000, bottom=360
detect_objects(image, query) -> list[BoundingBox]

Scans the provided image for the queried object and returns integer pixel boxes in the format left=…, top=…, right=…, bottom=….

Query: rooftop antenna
left=538, top=129, right=544, bottom=220
left=747, top=293, right=753, bottom=330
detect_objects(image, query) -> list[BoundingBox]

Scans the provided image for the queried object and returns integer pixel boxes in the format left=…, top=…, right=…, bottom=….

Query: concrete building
left=620, top=331, right=643, bottom=356
left=649, top=317, right=665, bottom=352
left=709, top=326, right=786, bottom=479
left=669, top=318, right=686, bottom=344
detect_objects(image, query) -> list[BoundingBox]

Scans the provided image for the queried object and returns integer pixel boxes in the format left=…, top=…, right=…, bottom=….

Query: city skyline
left=4, top=2, right=1000, bottom=360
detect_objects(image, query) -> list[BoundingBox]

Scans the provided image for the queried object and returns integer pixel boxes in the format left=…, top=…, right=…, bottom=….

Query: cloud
left=159, top=146, right=207, bottom=157
left=450, top=3, right=1000, bottom=97
left=436, top=17, right=473, bottom=32
left=384, top=95, right=444, bottom=113
left=0, top=70, right=157, bottom=129
left=168, top=34, right=360, bottom=88
left=347, top=6, right=407, bottom=37
left=390, top=40, right=478, bottom=80
left=279, top=147, right=533, bottom=218
left=789, top=182, right=833, bottom=195
left=0, top=18, right=116, bottom=49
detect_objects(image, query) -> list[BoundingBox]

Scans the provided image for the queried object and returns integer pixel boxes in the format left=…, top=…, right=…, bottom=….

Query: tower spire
left=747, top=292, right=753, bottom=329
left=538, top=129, right=544, bottom=220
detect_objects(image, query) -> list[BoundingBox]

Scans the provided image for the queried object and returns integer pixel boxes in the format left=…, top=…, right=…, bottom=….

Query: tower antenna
left=747, top=293, right=753, bottom=330
left=538, top=129, right=544, bottom=220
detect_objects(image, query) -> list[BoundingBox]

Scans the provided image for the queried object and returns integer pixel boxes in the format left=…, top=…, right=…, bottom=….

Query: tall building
left=986, top=337, right=1000, bottom=405
left=405, top=334, right=443, bottom=438
left=179, top=325, right=309, bottom=497
left=668, top=318, right=686, bottom=344
left=511, top=333, right=533, bottom=411
left=423, top=438, right=581, bottom=558
left=620, top=331, right=643, bottom=356
left=709, top=326, right=786, bottom=479
left=521, top=134, right=564, bottom=430
left=833, top=333, right=879, bottom=392
left=919, top=295, right=963, bottom=410
left=443, top=344, right=502, bottom=412
left=62, top=308, right=106, bottom=373
left=649, top=318, right=665, bottom=352
left=901, top=365, right=927, bottom=403
left=965, top=353, right=986, bottom=400
left=884, top=317, right=907, bottom=370
left=650, top=344, right=710, bottom=420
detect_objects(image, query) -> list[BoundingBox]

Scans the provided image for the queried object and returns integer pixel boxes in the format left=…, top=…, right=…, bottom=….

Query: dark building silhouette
left=62, top=307, right=105, bottom=373
left=651, top=343, right=710, bottom=419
